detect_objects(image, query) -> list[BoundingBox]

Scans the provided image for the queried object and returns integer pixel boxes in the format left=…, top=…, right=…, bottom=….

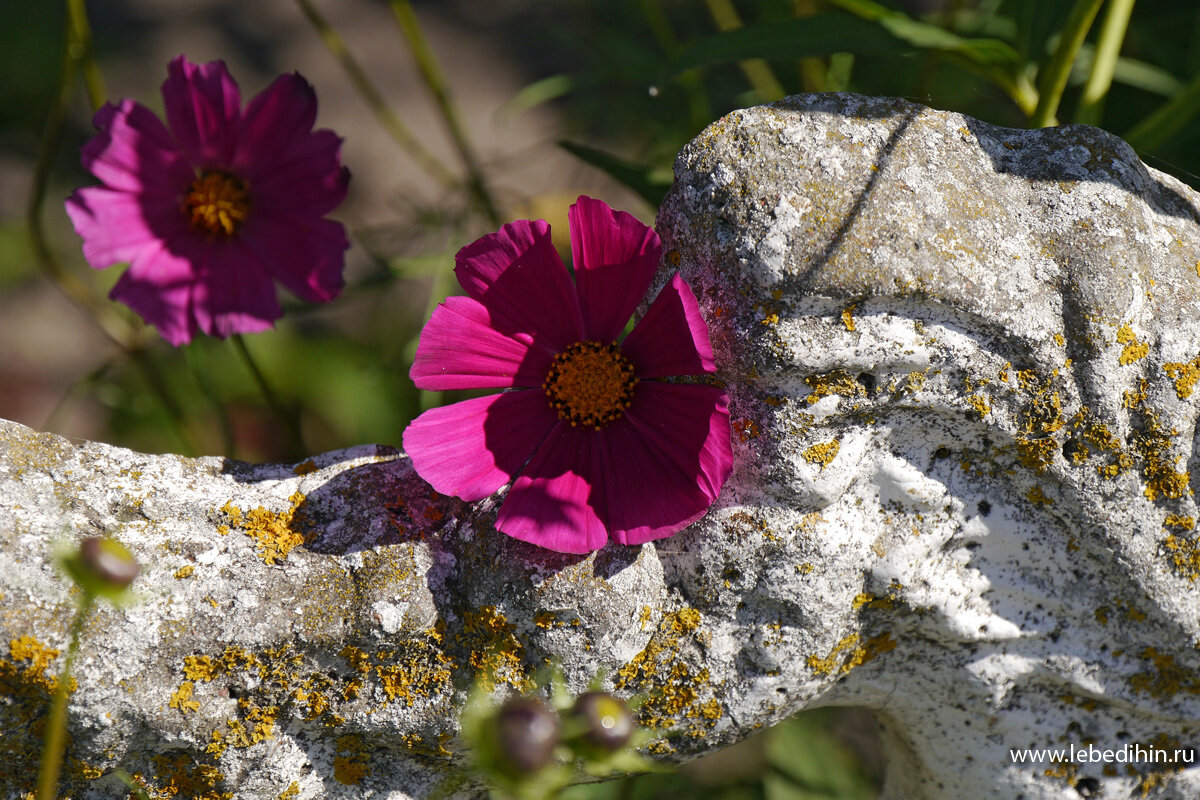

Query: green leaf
left=671, top=6, right=1021, bottom=73
left=558, top=141, right=673, bottom=208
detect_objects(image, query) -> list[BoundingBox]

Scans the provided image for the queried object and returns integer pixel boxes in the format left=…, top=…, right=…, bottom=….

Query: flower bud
left=493, top=696, right=561, bottom=776
left=63, top=536, right=139, bottom=600
left=568, top=691, right=634, bottom=754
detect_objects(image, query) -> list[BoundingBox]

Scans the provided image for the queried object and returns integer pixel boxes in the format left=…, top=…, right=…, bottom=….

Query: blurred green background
left=8, top=0, right=1200, bottom=796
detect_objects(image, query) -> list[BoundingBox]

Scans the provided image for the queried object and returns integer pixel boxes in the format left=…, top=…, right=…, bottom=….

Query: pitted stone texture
left=658, top=92, right=1200, bottom=799
left=0, top=424, right=664, bottom=799
left=7, top=93, right=1200, bottom=800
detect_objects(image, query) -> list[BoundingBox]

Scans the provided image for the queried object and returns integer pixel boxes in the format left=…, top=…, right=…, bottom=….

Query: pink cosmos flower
left=65, top=55, right=350, bottom=346
left=402, top=196, right=733, bottom=554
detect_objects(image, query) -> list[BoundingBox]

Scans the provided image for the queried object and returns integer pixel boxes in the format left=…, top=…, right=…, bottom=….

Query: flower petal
left=79, top=100, right=192, bottom=194
left=231, top=72, right=317, bottom=174
left=622, top=382, right=732, bottom=503
left=190, top=243, right=281, bottom=338
left=411, top=296, right=555, bottom=390
left=454, top=219, right=583, bottom=350
left=244, top=130, right=350, bottom=217
left=403, top=390, right=557, bottom=502
left=569, top=195, right=661, bottom=342
left=237, top=215, right=347, bottom=304
left=495, top=423, right=608, bottom=554
left=596, top=415, right=712, bottom=547
left=162, top=55, right=241, bottom=167
left=622, top=273, right=716, bottom=378
left=65, top=186, right=190, bottom=269
left=108, top=240, right=199, bottom=346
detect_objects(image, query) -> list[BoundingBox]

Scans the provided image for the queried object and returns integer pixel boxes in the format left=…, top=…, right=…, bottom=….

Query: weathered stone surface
left=6, top=92, right=1200, bottom=799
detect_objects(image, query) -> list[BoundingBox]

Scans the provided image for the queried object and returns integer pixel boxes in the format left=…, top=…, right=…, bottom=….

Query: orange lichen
left=1164, top=357, right=1200, bottom=399
left=184, top=655, right=220, bottom=682
left=220, top=492, right=307, bottom=565
left=804, top=370, right=865, bottom=404
left=802, top=440, right=840, bottom=468
left=174, top=565, right=195, bottom=580
left=806, top=632, right=897, bottom=676
left=1117, top=324, right=1150, bottom=365
left=169, top=681, right=200, bottom=713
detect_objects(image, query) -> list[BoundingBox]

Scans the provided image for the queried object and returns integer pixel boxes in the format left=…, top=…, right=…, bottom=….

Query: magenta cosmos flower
left=65, top=55, right=350, bottom=346
left=402, top=196, right=733, bottom=554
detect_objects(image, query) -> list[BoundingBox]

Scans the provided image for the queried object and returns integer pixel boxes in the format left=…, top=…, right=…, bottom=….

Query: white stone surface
left=5, top=93, right=1200, bottom=798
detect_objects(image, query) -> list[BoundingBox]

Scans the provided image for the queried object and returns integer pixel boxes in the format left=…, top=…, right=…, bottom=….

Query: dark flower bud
left=493, top=696, right=560, bottom=776
left=63, top=536, right=139, bottom=601
left=79, top=537, right=140, bottom=588
left=569, top=691, right=634, bottom=753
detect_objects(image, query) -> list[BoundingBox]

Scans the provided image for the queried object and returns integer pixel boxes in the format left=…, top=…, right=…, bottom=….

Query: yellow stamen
left=543, top=341, right=638, bottom=430
left=183, top=171, right=249, bottom=237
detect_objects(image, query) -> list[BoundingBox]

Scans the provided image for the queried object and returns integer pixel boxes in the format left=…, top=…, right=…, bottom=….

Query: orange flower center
left=183, top=171, right=249, bottom=237
left=543, top=341, right=638, bottom=430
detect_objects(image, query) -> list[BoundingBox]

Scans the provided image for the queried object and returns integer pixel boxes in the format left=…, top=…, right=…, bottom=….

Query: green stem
left=183, top=344, right=236, bottom=458
left=1075, top=0, right=1137, bottom=125
left=231, top=334, right=306, bottom=459
left=130, top=347, right=200, bottom=455
left=66, top=0, right=105, bottom=112
left=36, top=594, right=94, bottom=800
left=702, top=0, right=787, bottom=101
left=1029, top=0, right=1106, bottom=127
left=389, top=0, right=501, bottom=226
left=1123, top=69, right=1200, bottom=151
left=30, top=2, right=199, bottom=454
left=634, top=0, right=712, bottom=126
left=293, top=0, right=458, bottom=189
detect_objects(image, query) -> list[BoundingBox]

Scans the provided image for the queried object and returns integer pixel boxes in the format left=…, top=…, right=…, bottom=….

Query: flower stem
left=231, top=334, right=306, bottom=458
left=702, top=0, right=787, bottom=101
left=35, top=594, right=94, bottom=800
left=1075, top=0, right=1137, bottom=125
left=29, top=1, right=199, bottom=455
left=1029, top=0, right=1106, bottom=128
left=389, top=0, right=502, bottom=226
left=183, top=344, right=237, bottom=458
left=66, top=0, right=105, bottom=112
left=1124, top=69, right=1200, bottom=151
left=293, top=0, right=458, bottom=190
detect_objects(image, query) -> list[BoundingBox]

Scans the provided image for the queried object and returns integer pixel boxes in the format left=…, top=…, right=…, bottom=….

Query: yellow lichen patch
left=1123, top=379, right=1148, bottom=409
left=804, top=370, right=865, bottom=404
left=1165, top=514, right=1196, bottom=530
left=293, top=459, right=318, bottom=475
left=1164, top=357, right=1200, bottom=399
left=184, top=655, right=220, bottom=682
left=806, top=632, right=896, bottom=676
left=146, top=754, right=233, bottom=800
left=802, top=440, right=840, bottom=468
left=534, top=610, right=557, bottom=629
left=220, top=492, right=307, bottom=565
left=339, top=645, right=373, bottom=674
left=461, top=606, right=530, bottom=691
left=333, top=734, right=370, bottom=786
left=169, top=681, right=200, bottom=713
left=1016, top=436, right=1057, bottom=473
left=1117, top=324, right=1150, bottom=365
left=969, top=394, right=990, bottom=417
left=761, top=312, right=779, bottom=326
left=1133, top=410, right=1190, bottom=502
left=1026, top=486, right=1053, bottom=506
left=278, top=782, right=300, bottom=800
left=841, top=304, right=856, bottom=332
left=797, top=562, right=814, bottom=575
left=1128, top=647, right=1200, bottom=699
left=617, top=608, right=720, bottom=732
left=174, top=565, right=195, bottom=580
left=376, top=648, right=452, bottom=706
left=1164, top=533, right=1200, bottom=581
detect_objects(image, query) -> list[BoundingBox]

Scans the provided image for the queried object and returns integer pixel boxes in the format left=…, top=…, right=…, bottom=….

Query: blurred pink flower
left=65, top=55, right=350, bottom=345
left=403, top=196, right=732, bottom=554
